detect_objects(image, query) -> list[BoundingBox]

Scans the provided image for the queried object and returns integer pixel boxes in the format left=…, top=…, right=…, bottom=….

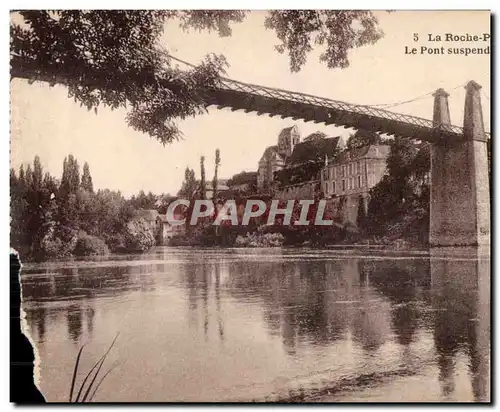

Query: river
left=19, top=246, right=490, bottom=403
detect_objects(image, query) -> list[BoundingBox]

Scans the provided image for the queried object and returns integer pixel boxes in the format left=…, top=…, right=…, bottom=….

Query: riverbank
left=167, top=222, right=428, bottom=251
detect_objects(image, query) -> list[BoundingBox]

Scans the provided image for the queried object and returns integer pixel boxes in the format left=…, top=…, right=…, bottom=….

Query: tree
left=345, top=129, right=384, bottom=151
left=32, top=155, right=43, bottom=190
left=11, top=11, right=384, bottom=144
left=10, top=167, right=28, bottom=251
left=356, top=195, right=367, bottom=230
left=212, top=148, right=221, bottom=201
left=81, top=162, right=94, bottom=193
left=178, top=167, right=197, bottom=199
left=200, top=156, right=206, bottom=200
left=11, top=156, right=63, bottom=259
left=265, top=11, right=383, bottom=72
left=18, top=164, right=25, bottom=184
left=366, top=138, right=431, bottom=240
left=25, top=164, right=33, bottom=188
left=59, top=154, right=80, bottom=198
left=129, top=190, right=158, bottom=210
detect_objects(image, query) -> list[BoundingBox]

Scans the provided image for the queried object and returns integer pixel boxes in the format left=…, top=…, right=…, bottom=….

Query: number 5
left=413, top=33, right=419, bottom=42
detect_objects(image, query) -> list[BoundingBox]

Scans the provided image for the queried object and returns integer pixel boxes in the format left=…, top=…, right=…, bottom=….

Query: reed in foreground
left=68, top=334, right=119, bottom=403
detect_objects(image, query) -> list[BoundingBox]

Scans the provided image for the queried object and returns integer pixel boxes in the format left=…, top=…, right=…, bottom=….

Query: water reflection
left=20, top=247, right=489, bottom=402
left=182, top=261, right=227, bottom=345
left=430, top=247, right=490, bottom=402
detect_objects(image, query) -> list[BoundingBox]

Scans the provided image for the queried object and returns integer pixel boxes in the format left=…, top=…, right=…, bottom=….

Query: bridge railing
left=169, top=53, right=489, bottom=139
left=215, top=77, right=469, bottom=137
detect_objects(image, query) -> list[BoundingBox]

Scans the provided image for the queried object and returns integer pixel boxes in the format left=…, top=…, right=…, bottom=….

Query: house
left=192, top=178, right=230, bottom=200
left=156, top=213, right=185, bottom=245
left=206, top=179, right=230, bottom=200
left=321, top=144, right=391, bottom=225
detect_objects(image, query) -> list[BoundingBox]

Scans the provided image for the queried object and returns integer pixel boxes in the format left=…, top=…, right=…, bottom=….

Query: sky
left=10, top=10, right=491, bottom=197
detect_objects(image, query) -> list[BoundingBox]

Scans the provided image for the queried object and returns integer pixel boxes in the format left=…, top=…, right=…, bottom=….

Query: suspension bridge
left=172, top=55, right=490, bottom=247
left=206, top=77, right=466, bottom=143
left=171, top=55, right=489, bottom=144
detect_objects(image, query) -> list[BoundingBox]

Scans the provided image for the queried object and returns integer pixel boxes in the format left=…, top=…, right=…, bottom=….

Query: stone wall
left=274, top=181, right=320, bottom=201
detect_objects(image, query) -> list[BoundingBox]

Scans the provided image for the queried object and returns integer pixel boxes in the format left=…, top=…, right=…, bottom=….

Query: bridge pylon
left=429, top=81, right=490, bottom=246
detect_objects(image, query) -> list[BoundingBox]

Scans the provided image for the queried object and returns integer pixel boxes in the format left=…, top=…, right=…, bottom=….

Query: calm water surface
left=20, top=247, right=490, bottom=402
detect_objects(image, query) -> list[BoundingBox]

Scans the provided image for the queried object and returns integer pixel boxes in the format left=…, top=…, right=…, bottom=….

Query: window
left=324, top=183, right=328, bottom=194
left=329, top=167, right=333, bottom=180
left=342, top=180, right=346, bottom=192
left=357, top=161, right=361, bottom=173
left=323, top=169, right=328, bottom=180
left=358, top=175, right=361, bottom=188
left=348, top=163, right=352, bottom=175
left=332, top=181, right=336, bottom=193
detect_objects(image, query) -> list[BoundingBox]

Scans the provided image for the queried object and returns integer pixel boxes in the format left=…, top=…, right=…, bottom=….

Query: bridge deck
left=203, top=78, right=471, bottom=143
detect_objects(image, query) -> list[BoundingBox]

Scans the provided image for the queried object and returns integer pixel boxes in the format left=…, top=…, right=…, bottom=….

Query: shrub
left=124, top=218, right=155, bottom=252
left=73, top=232, right=110, bottom=256
left=39, top=235, right=65, bottom=259
left=168, top=232, right=203, bottom=247
left=235, top=232, right=284, bottom=247
left=103, top=233, right=127, bottom=253
left=39, top=225, right=78, bottom=259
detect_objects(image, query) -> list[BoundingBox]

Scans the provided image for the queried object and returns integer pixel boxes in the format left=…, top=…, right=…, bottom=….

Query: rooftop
left=331, top=144, right=391, bottom=165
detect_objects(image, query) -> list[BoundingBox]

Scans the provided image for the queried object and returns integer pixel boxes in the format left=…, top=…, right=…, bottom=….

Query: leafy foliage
left=286, top=137, right=341, bottom=166
left=356, top=195, right=367, bottom=229
left=227, top=171, right=257, bottom=193
left=235, top=232, right=284, bottom=247
left=200, top=156, right=206, bottom=200
left=81, top=162, right=94, bottom=193
left=10, top=154, right=159, bottom=260
left=74, top=232, right=110, bottom=256
left=345, top=128, right=386, bottom=151
left=124, top=218, right=156, bottom=252
left=10, top=11, right=230, bottom=144
left=178, top=167, right=197, bottom=199
left=177, top=11, right=246, bottom=37
left=11, top=11, right=385, bottom=143
left=129, top=190, right=158, bottom=210
left=265, top=11, right=384, bottom=72
left=365, top=138, right=431, bottom=243
left=274, top=162, right=323, bottom=187
left=212, top=148, right=221, bottom=201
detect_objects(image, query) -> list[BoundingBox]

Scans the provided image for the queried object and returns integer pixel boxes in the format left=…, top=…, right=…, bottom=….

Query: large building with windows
left=321, top=144, right=390, bottom=224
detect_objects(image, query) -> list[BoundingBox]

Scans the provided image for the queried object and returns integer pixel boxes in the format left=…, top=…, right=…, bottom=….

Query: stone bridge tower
left=430, top=81, right=490, bottom=246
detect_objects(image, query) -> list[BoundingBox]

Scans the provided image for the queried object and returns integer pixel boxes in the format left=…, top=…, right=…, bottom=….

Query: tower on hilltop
left=277, top=125, right=300, bottom=157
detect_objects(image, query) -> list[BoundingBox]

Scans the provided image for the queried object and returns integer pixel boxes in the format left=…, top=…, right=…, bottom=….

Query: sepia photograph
left=9, top=9, right=491, bottom=403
